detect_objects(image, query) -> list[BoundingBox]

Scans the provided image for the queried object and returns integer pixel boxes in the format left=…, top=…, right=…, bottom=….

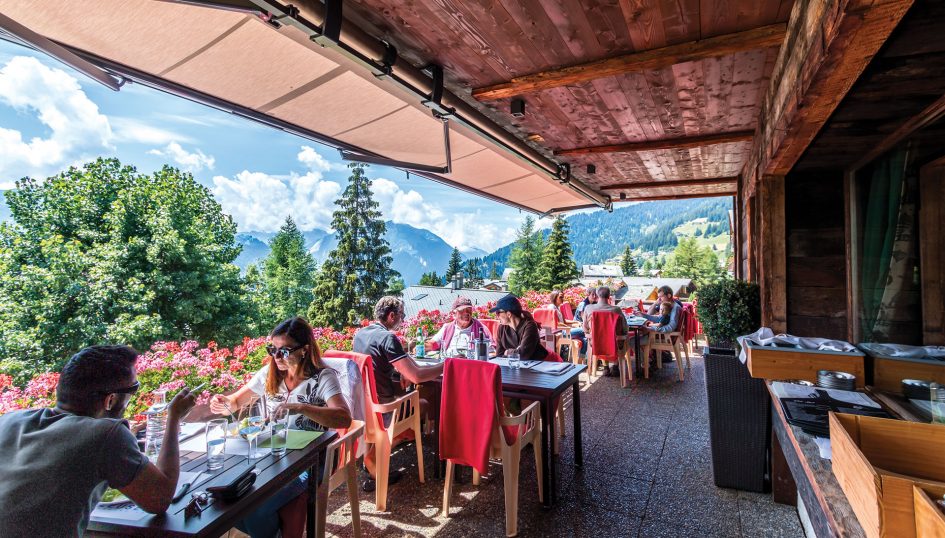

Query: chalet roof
left=622, top=277, right=695, bottom=297
left=582, top=265, right=623, bottom=278
left=401, top=286, right=509, bottom=318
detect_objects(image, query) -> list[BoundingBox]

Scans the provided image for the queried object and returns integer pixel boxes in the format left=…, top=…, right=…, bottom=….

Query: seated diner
left=491, top=294, right=549, bottom=361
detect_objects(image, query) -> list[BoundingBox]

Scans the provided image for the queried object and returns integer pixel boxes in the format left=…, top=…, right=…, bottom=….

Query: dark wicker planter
left=703, top=346, right=771, bottom=492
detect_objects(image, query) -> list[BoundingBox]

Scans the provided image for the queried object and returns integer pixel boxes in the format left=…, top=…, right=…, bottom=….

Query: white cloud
left=111, top=117, right=194, bottom=145
left=212, top=146, right=341, bottom=232
left=148, top=142, right=215, bottom=171
left=371, top=177, right=516, bottom=252
left=0, top=56, right=114, bottom=186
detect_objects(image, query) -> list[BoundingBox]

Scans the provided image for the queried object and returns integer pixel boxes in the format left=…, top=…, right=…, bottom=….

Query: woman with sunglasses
left=209, top=317, right=351, bottom=538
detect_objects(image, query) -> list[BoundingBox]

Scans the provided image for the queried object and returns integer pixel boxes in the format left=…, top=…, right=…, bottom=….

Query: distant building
left=620, top=276, right=695, bottom=300
left=581, top=264, right=623, bottom=279
left=480, top=279, right=507, bottom=291
left=401, top=285, right=510, bottom=318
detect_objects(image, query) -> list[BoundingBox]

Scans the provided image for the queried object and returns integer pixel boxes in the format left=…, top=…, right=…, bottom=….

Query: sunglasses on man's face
left=266, top=343, right=305, bottom=361
left=97, top=380, right=140, bottom=395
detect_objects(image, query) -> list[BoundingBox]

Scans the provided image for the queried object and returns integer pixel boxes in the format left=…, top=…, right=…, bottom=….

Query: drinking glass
left=240, top=398, right=266, bottom=459
left=270, top=406, right=290, bottom=456
left=507, top=350, right=521, bottom=369
left=205, top=418, right=227, bottom=470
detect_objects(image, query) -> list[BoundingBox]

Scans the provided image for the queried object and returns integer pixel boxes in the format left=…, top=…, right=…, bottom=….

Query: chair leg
left=532, top=438, right=543, bottom=505
left=315, top=480, right=329, bottom=538
left=557, top=401, right=565, bottom=437
left=414, top=416, right=425, bottom=484
left=441, top=461, right=455, bottom=516
left=346, top=462, right=362, bottom=538
left=375, top=441, right=391, bottom=511
left=473, top=468, right=481, bottom=486
left=684, top=341, right=691, bottom=369
left=643, top=343, right=651, bottom=379
left=503, top=451, right=521, bottom=537
left=674, top=342, right=684, bottom=382
left=589, top=354, right=597, bottom=379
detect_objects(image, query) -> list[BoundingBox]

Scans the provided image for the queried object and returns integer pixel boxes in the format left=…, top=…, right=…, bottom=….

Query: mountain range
left=233, top=198, right=732, bottom=286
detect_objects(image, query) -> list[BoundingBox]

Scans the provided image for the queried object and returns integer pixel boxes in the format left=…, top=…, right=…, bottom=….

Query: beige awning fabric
left=0, top=0, right=598, bottom=213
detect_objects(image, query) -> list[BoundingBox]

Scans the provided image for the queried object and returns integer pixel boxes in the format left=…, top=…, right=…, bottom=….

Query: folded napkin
left=530, top=361, right=572, bottom=374
left=737, top=328, right=857, bottom=364
left=260, top=430, right=323, bottom=450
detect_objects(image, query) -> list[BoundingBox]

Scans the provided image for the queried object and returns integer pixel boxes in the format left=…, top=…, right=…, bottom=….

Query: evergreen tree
left=386, top=276, right=406, bottom=295
left=663, top=237, right=724, bottom=286
left=308, top=163, right=394, bottom=328
left=489, top=260, right=499, bottom=280
left=418, top=271, right=443, bottom=286
left=464, top=258, right=483, bottom=288
left=507, top=216, right=544, bottom=294
left=539, top=217, right=578, bottom=291
left=251, top=217, right=317, bottom=329
left=446, top=247, right=462, bottom=281
left=620, top=245, right=637, bottom=276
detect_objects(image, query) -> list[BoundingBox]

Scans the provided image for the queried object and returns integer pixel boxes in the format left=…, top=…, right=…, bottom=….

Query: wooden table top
left=88, top=430, right=336, bottom=538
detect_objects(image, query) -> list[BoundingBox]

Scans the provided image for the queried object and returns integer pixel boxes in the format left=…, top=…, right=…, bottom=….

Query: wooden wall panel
left=784, top=171, right=848, bottom=339
left=919, top=162, right=945, bottom=345
left=760, top=175, right=787, bottom=332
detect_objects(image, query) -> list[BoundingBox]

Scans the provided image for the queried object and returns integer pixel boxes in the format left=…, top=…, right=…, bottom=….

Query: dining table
left=626, top=315, right=649, bottom=374
left=87, top=427, right=337, bottom=538
left=419, top=355, right=586, bottom=508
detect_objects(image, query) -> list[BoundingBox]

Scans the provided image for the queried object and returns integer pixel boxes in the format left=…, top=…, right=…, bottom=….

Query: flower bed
left=0, top=286, right=591, bottom=419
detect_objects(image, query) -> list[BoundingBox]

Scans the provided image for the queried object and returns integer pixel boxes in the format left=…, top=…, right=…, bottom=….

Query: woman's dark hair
left=266, top=317, right=322, bottom=395
left=549, top=290, right=562, bottom=306
left=57, top=346, right=139, bottom=414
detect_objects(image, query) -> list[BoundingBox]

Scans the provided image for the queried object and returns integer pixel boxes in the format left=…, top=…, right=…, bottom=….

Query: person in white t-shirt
left=210, top=317, right=351, bottom=538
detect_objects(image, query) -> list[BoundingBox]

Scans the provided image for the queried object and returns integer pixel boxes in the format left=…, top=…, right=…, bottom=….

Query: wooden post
left=759, top=175, right=787, bottom=333
left=919, top=161, right=945, bottom=345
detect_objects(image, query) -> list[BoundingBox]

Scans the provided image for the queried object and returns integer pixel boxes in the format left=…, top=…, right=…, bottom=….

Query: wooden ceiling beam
left=600, top=176, right=739, bottom=191
left=614, top=192, right=736, bottom=202
left=852, top=91, right=945, bottom=171
left=472, top=23, right=787, bottom=101
left=555, top=131, right=753, bottom=156
left=742, top=0, right=915, bottom=191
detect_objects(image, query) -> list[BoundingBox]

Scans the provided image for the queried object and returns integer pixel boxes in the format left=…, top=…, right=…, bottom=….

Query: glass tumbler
left=270, top=406, right=290, bottom=456
left=205, top=418, right=227, bottom=470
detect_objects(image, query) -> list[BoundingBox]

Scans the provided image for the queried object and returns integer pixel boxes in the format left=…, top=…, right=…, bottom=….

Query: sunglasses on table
left=266, top=343, right=305, bottom=361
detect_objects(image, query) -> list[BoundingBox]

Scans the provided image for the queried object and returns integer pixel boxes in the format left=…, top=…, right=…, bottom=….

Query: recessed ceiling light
left=526, top=133, right=544, bottom=143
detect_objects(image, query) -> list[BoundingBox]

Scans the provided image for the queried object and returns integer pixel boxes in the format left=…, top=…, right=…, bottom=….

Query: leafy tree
left=418, top=271, right=443, bottom=286
left=446, top=247, right=462, bottom=281
left=507, top=216, right=544, bottom=294
left=386, top=276, right=406, bottom=295
left=620, top=245, right=637, bottom=276
left=464, top=258, right=483, bottom=288
left=539, top=217, right=578, bottom=291
left=0, top=158, right=250, bottom=378
left=252, top=216, right=317, bottom=330
left=489, top=261, right=499, bottom=280
left=663, top=237, right=724, bottom=286
left=308, top=163, right=395, bottom=328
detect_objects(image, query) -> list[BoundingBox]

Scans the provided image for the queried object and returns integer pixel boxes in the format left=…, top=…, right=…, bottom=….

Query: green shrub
left=696, top=279, right=761, bottom=349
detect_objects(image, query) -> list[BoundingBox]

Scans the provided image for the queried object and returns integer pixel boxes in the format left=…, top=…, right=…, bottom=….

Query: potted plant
left=696, top=279, right=768, bottom=492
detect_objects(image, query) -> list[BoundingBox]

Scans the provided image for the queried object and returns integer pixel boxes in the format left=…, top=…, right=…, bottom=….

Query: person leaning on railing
left=0, top=346, right=197, bottom=538
left=209, top=317, right=351, bottom=538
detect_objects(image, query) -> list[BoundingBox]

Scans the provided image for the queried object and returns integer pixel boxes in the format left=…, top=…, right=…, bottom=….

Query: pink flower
left=0, top=374, right=12, bottom=390
left=25, top=373, right=59, bottom=398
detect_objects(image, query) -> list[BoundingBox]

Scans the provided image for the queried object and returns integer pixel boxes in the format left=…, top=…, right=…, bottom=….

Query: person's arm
left=285, top=393, right=351, bottom=430
left=209, top=383, right=257, bottom=416
left=494, top=325, right=508, bottom=357
left=426, top=325, right=446, bottom=351
left=119, top=388, right=196, bottom=513
left=655, top=306, right=681, bottom=333
left=394, top=356, right=444, bottom=384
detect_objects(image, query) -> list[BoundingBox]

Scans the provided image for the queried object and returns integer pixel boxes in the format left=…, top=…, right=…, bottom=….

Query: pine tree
left=507, top=216, right=544, bottom=294
left=539, top=217, right=578, bottom=291
left=253, top=216, right=318, bottom=328
left=464, top=258, right=483, bottom=288
left=418, top=271, right=443, bottom=286
left=620, top=245, right=637, bottom=276
left=489, top=261, right=499, bottom=280
left=446, top=247, right=462, bottom=281
left=308, top=163, right=395, bottom=328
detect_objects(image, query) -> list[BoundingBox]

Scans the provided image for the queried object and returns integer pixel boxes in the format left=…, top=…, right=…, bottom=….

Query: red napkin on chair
left=532, top=307, right=557, bottom=329
left=439, top=358, right=507, bottom=475
left=560, top=303, right=574, bottom=321
left=590, top=310, right=620, bottom=361
left=479, top=318, right=499, bottom=340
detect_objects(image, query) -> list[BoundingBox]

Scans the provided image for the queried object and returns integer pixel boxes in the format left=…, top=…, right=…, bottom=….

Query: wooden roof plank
left=600, top=176, right=739, bottom=190
left=555, top=129, right=754, bottom=155
left=472, top=22, right=787, bottom=100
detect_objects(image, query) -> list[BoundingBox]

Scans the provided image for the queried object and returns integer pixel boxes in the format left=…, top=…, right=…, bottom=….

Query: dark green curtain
left=859, top=147, right=920, bottom=342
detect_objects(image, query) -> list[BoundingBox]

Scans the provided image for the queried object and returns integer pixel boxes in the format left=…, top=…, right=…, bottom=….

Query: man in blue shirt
left=643, top=285, right=684, bottom=333
left=570, top=288, right=598, bottom=359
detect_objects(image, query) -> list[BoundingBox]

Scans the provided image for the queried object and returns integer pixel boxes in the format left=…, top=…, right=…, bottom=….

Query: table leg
left=307, top=450, right=322, bottom=538
left=634, top=329, right=643, bottom=375
left=541, top=396, right=556, bottom=507
left=572, top=381, right=583, bottom=467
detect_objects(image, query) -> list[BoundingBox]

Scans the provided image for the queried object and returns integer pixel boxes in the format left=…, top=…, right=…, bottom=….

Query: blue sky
left=0, top=39, right=551, bottom=253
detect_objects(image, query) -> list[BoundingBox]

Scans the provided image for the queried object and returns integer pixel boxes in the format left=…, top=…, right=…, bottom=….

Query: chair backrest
left=560, top=302, right=574, bottom=321
left=479, top=318, right=499, bottom=340
left=439, top=358, right=504, bottom=474
left=322, top=350, right=386, bottom=436
left=323, top=420, right=365, bottom=487
left=320, top=356, right=365, bottom=423
left=532, top=307, right=558, bottom=330
left=589, top=310, right=621, bottom=360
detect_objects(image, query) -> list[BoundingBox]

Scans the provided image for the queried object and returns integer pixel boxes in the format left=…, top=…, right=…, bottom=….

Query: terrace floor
left=243, top=354, right=805, bottom=537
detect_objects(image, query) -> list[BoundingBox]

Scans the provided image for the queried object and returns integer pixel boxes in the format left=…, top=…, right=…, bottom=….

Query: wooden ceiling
left=342, top=0, right=796, bottom=202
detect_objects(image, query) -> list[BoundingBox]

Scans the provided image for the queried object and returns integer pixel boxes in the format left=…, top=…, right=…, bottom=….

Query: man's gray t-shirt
left=0, top=408, right=147, bottom=537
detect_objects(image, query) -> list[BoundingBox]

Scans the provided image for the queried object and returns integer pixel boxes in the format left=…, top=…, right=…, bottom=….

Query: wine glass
left=240, top=398, right=266, bottom=459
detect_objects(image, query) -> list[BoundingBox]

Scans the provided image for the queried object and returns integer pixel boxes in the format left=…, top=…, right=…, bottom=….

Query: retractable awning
left=0, top=0, right=610, bottom=214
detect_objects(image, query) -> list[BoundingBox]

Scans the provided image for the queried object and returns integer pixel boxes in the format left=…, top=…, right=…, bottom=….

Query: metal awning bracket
left=421, top=64, right=455, bottom=118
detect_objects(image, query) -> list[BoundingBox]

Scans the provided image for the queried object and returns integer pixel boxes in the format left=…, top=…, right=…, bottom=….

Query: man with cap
left=425, top=296, right=494, bottom=357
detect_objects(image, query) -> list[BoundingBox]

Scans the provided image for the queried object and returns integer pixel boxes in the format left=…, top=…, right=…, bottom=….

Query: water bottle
left=416, top=328, right=426, bottom=358
left=467, top=335, right=476, bottom=359
left=144, top=389, right=168, bottom=462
